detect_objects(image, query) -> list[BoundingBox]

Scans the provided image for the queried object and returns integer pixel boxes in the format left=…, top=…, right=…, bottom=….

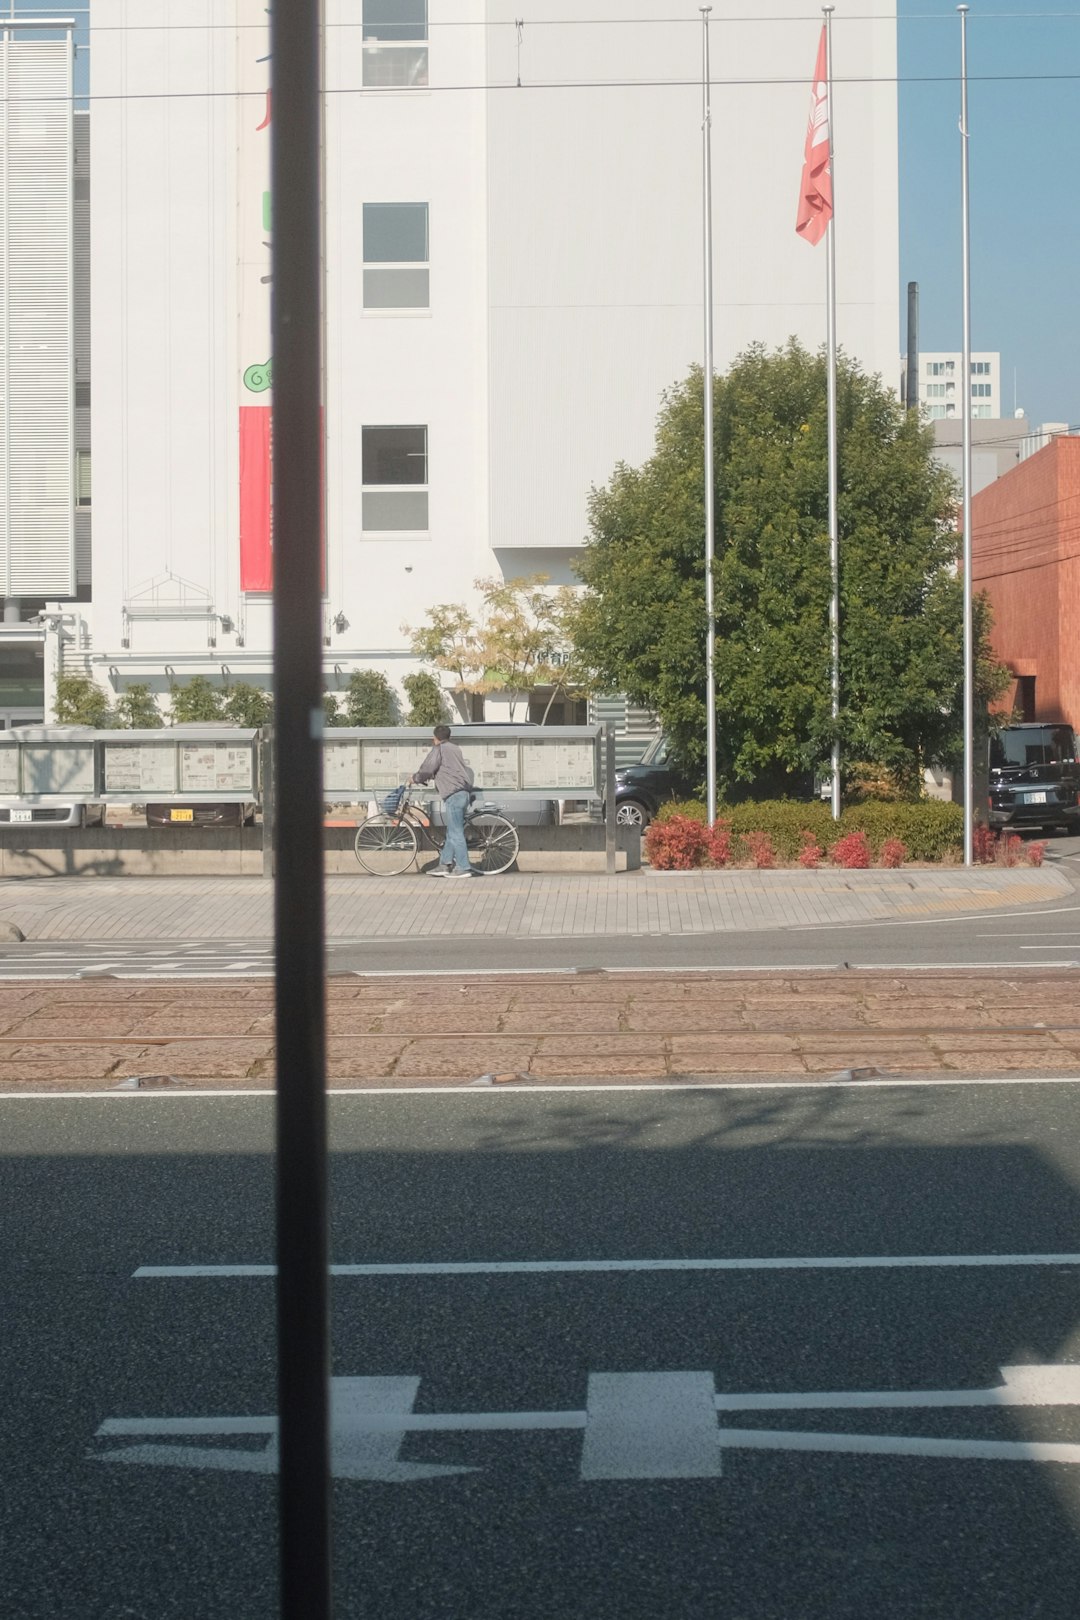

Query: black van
left=989, top=722, right=1080, bottom=833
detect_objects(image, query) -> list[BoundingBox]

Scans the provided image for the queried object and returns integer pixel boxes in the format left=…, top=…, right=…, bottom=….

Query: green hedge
left=655, top=798, right=964, bottom=862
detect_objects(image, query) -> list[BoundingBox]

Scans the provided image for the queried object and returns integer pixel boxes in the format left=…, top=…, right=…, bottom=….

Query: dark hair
left=433, top=724, right=452, bottom=742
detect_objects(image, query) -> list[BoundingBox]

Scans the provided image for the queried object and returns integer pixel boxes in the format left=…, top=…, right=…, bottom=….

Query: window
left=926, top=384, right=945, bottom=398
left=363, top=204, right=429, bottom=309
left=363, top=0, right=428, bottom=87
left=927, top=404, right=946, bottom=419
left=972, top=383, right=992, bottom=398
left=75, top=450, right=91, bottom=506
left=361, top=425, right=428, bottom=532
left=927, top=362, right=944, bottom=377
left=971, top=361, right=991, bottom=375
left=973, top=403, right=992, bottom=419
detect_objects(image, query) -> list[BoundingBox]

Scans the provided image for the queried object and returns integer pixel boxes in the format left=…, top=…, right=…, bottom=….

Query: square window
left=363, top=0, right=428, bottom=85
left=363, top=203, right=428, bottom=263
left=361, top=426, right=429, bottom=533
left=363, top=0, right=426, bottom=42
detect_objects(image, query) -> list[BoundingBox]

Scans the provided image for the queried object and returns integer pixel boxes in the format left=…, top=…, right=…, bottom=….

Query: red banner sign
left=239, top=405, right=273, bottom=592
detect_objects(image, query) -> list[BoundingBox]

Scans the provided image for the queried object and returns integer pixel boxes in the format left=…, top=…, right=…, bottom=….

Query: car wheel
left=616, top=799, right=650, bottom=829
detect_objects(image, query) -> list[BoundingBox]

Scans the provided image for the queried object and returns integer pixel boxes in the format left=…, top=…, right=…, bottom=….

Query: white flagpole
left=824, top=5, right=840, bottom=821
left=701, top=5, right=718, bottom=824
left=959, top=4, right=975, bottom=867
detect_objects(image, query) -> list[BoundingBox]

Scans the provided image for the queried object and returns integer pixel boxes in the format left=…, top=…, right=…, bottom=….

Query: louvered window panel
left=0, top=37, right=75, bottom=597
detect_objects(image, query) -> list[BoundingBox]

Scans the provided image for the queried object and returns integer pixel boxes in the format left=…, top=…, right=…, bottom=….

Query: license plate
left=10, top=808, right=32, bottom=823
left=170, top=808, right=194, bottom=822
left=1023, top=792, right=1047, bottom=804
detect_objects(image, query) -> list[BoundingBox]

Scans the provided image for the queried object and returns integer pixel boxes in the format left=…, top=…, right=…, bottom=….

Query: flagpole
left=701, top=5, right=717, bottom=825
left=824, top=4, right=840, bottom=821
left=959, top=3, right=975, bottom=867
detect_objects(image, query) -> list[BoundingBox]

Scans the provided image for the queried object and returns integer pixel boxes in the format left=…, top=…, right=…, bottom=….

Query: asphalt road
left=6, top=1085, right=1080, bottom=1618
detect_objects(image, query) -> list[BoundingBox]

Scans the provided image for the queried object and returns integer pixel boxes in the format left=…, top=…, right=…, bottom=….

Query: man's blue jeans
left=440, top=790, right=472, bottom=872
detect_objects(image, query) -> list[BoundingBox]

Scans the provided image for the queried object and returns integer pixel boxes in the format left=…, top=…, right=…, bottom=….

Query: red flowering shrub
left=1027, top=840, right=1048, bottom=867
left=705, top=819, right=734, bottom=868
left=973, top=822, right=996, bottom=864
left=644, top=815, right=710, bottom=870
left=797, top=830, right=823, bottom=869
left=880, top=837, right=908, bottom=869
left=830, top=830, right=872, bottom=870
left=740, top=830, right=777, bottom=869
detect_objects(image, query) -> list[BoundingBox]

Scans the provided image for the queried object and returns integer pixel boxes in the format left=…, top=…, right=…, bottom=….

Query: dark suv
left=989, top=722, right=1080, bottom=833
left=613, top=735, right=680, bottom=828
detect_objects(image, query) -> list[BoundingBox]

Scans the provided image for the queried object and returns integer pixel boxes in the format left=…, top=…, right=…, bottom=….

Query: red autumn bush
left=973, top=822, right=996, bottom=864
left=830, top=830, right=872, bottom=869
left=797, top=830, right=823, bottom=869
left=740, top=829, right=777, bottom=869
left=705, top=819, right=734, bottom=868
left=1027, top=840, right=1048, bottom=867
left=879, top=837, right=908, bottom=869
left=644, top=814, right=710, bottom=870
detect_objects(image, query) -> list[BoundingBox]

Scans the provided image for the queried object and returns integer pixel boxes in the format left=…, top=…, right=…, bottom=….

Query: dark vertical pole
left=260, top=726, right=276, bottom=879
left=605, top=722, right=617, bottom=876
left=271, top=2, right=331, bottom=1617
left=905, top=281, right=919, bottom=414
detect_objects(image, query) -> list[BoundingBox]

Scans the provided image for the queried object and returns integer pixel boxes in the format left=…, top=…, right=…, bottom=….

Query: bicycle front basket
left=379, top=787, right=405, bottom=815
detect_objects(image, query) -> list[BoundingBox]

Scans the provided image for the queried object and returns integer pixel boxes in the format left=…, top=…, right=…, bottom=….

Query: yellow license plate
left=170, top=808, right=194, bottom=822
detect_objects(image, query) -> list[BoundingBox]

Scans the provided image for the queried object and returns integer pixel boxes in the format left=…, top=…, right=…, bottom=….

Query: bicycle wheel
left=465, top=813, right=519, bottom=875
left=354, top=815, right=419, bottom=876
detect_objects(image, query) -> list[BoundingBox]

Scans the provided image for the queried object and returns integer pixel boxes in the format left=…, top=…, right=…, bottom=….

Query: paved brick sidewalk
left=0, top=865, right=1071, bottom=942
left=2, top=969, right=1079, bottom=1089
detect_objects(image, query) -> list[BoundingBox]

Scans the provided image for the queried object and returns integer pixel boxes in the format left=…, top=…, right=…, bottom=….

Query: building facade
left=917, top=351, right=1001, bottom=421
left=83, top=0, right=901, bottom=717
left=0, top=20, right=77, bottom=726
left=971, top=436, right=1080, bottom=728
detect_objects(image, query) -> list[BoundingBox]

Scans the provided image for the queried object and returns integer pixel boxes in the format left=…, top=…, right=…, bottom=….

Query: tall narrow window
left=363, top=204, right=429, bottom=310
left=361, top=426, right=428, bottom=532
left=363, top=0, right=428, bottom=88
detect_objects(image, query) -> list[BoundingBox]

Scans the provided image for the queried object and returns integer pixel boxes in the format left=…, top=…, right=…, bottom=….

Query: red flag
left=796, top=26, right=832, bottom=246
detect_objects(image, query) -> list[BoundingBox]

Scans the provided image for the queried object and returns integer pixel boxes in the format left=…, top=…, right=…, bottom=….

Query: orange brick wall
left=971, top=437, right=1080, bottom=726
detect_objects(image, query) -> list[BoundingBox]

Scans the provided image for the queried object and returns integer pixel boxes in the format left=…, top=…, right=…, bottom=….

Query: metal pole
left=959, top=4, right=975, bottom=867
left=905, top=280, right=919, bottom=414
left=270, top=0, right=331, bottom=1615
left=605, top=721, right=617, bottom=875
left=824, top=5, right=840, bottom=821
left=701, top=6, right=717, bottom=825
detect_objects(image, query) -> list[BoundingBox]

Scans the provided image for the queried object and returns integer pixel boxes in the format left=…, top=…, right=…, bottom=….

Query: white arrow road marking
left=93, top=1366, right=1080, bottom=1483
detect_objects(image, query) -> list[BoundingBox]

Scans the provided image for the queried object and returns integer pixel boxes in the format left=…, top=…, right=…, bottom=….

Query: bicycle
left=354, top=783, right=520, bottom=877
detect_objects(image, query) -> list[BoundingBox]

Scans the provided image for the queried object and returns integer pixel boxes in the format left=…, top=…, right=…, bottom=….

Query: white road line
left=7, top=1075, right=1080, bottom=1101
left=99, top=1409, right=586, bottom=1438
left=714, top=1365, right=1080, bottom=1411
left=792, top=903, right=1080, bottom=933
left=134, top=1253, right=1080, bottom=1280
left=717, top=1429, right=1080, bottom=1464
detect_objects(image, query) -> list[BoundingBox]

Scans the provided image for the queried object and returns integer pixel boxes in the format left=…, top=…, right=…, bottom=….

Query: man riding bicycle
left=410, top=724, right=477, bottom=878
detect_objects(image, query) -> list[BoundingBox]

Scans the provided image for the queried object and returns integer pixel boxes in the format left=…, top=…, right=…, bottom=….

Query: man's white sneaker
left=430, top=865, right=452, bottom=877
left=449, top=867, right=476, bottom=878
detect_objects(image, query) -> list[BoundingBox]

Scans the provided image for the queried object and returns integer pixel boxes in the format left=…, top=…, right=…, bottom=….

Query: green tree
left=168, top=675, right=225, bottom=724
left=341, top=670, right=399, bottom=726
left=571, top=341, right=1008, bottom=799
left=402, top=670, right=449, bottom=728
left=405, top=575, right=593, bottom=721
left=323, top=692, right=343, bottom=727
left=114, top=684, right=163, bottom=729
left=222, top=682, right=274, bottom=728
left=53, top=674, right=112, bottom=727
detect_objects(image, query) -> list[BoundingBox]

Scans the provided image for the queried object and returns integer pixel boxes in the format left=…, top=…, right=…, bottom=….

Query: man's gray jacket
left=414, top=741, right=474, bottom=799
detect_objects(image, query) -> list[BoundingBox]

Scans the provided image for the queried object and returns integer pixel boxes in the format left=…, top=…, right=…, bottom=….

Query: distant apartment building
left=918, top=352, right=1001, bottom=421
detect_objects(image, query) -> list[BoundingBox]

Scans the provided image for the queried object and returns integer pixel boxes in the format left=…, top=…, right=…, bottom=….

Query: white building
left=0, top=19, right=76, bottom=727
left=82, top=0, right=900, bottom=719
left=918, top=351, right=1001, bottom=421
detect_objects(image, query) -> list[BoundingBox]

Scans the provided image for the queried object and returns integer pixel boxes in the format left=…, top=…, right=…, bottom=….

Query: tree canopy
left=571, top=341, right=1006, bottom=797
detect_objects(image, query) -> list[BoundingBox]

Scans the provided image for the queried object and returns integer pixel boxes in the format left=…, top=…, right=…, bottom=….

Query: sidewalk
left=2, top=967, right=1080, bottom=1087
left=0, top=866, right=1071, bottom=942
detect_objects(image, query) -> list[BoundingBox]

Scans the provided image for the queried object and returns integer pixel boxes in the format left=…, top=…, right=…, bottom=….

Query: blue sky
left=899, top=2, right=1080, bottom=425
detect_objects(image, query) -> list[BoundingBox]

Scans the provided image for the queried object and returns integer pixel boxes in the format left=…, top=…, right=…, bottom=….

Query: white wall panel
left=0, top=36, right=74, bottom=597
